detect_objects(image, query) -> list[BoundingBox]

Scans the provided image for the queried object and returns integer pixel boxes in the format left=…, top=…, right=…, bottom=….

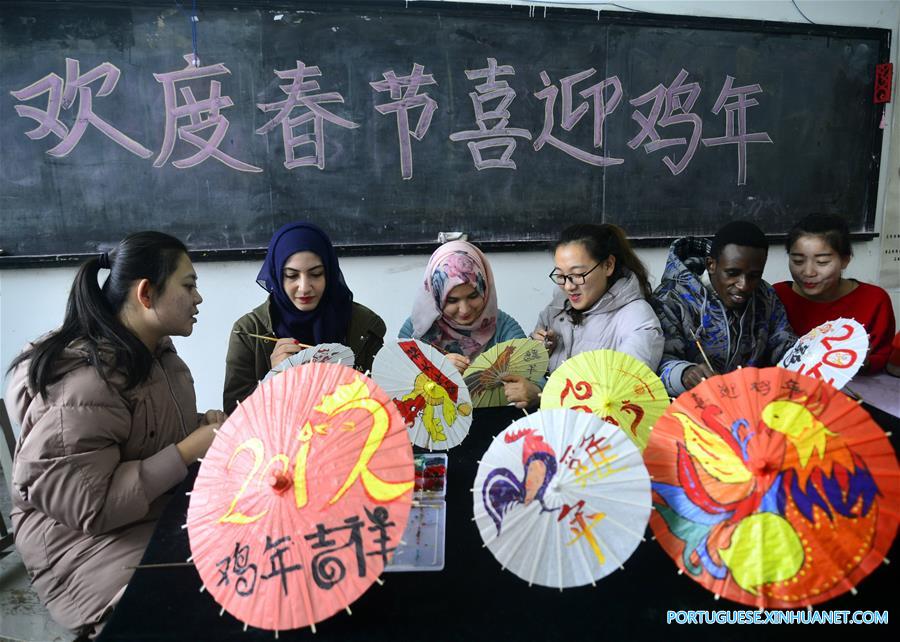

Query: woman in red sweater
left=774, top=214, right=896, bottom=373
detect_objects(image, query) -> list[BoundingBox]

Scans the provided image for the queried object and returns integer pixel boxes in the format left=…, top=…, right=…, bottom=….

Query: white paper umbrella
left=778, top=318, right=868, bottom=389
left=473, top=409, right=651, bottom=589
left=371, top=340, right=472, bottom=450
left=264, top=343, right=356, bottom=381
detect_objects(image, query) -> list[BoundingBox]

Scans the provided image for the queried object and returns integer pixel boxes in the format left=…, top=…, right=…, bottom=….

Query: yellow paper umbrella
left=463, top=339, right=549, bottom=408
left=541, top=350, right=668, bottom=451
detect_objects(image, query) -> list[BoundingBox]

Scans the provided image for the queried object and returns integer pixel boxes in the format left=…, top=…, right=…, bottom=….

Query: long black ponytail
left=9, top=232, right=188, bottom=396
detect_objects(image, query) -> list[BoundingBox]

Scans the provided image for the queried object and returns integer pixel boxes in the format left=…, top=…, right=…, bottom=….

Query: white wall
left=2, top=0, right=898, bottom=415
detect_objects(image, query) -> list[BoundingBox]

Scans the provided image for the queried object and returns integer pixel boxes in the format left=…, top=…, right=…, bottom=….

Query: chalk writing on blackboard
left=370, top=62, right=438, bottom=180
left=534, top=68, right=625, bottom=167
left=11, top=56, right=773, bottom=185
left=11, top=58, right=153, bottom=159
left=256, top=61, right=360, bottom=170
left=700, top=75, right=773, bottom=185
left=627, top=68, right=702, bottom=176
left=153, top=54, right=262, bottom=173
left=449, top=57, right=532, bottom=171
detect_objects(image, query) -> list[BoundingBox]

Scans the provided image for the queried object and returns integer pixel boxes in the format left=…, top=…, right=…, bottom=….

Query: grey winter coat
left=536, top=271, right=664, bottom=373
left=6, top=338, right=197, bottom=632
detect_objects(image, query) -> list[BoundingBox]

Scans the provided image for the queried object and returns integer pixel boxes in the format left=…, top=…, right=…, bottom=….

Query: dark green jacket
left=223, top=298, right=386, bottom=414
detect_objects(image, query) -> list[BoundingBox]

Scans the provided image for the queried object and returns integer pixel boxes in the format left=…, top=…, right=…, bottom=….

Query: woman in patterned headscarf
left=223, top=222, right=386, bottom=413
left=399, top=240, right=525, bottom=373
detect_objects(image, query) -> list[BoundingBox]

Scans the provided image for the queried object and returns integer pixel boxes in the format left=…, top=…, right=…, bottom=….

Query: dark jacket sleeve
left=223, top=312, right=273, bottom=414
left=652, top=292, right=695, bottom=395
left=348, top=303, right=387, bottom=373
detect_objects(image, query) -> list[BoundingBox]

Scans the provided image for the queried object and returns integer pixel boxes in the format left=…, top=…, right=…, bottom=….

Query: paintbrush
left=232, top=331, right=312, bottom=349
left=690, top=327, right=717, bottom=375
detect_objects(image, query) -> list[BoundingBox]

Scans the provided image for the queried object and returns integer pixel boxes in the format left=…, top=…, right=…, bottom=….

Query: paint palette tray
left=385, top=454, right=448, bottom=572
left=384, top=501, right=446, bottom=572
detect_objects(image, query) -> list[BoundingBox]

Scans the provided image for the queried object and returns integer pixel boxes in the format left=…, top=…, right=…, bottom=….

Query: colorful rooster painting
left=482, top=429, right=559, bottom=535
left=649, top=377, right=887, bottom=605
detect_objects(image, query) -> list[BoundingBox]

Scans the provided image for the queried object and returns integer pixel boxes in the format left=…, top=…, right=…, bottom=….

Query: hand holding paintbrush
left=682, top=328, right=718, bottom=390
left=232, top=331, right=313, bottom=369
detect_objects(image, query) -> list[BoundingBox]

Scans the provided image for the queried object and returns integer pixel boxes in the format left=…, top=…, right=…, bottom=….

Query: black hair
left=710, top=221, right=768, bottom=259
left=8, top=231, right=188, bottom=396
left=554, top=223, right=653, bottom=298
left=785, top=214, right=853, bottom=257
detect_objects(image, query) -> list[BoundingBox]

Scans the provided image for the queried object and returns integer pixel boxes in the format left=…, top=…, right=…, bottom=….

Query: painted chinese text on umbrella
left=188, top=364, right=414, bottom=632
left=542, top=349, right=668, bottom=451
left=474, top=409, right=651, bottom=588
left=779, top=318, right=868, bottom=389
left=645, top=367, right=899, bottom=608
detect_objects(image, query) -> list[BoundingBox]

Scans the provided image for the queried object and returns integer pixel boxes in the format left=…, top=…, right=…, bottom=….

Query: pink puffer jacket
left=6, top=337, right=198, bottom=631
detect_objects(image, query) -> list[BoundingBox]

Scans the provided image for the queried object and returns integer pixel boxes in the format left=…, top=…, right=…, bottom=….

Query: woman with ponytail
left=504, top=224, right=664, bottom=408
left=5, top=232, right=222, bottom=637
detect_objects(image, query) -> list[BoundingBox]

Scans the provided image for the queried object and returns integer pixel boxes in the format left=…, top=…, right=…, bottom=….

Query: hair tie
left=97, top=252, right=111, bottom=270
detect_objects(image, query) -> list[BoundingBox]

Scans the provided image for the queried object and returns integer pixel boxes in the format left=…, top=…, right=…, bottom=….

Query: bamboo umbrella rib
left=595, top=511, right=649, bottom=543
left=527, top=507, right=553, bottom=586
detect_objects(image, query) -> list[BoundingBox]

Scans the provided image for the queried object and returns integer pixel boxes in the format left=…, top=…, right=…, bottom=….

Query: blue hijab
left=256, top=222, right=354, bottom=344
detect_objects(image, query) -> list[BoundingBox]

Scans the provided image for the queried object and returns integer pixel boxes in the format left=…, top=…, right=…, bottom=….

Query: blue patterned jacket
left=651, top=237, right=796, bottom=395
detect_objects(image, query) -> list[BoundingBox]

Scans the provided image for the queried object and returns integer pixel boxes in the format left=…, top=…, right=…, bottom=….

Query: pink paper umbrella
left=187, top=363, right=414, bottom=633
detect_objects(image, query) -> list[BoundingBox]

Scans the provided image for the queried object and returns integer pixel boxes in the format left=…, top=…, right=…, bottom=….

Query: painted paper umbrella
left=645, top=367, right=899, bottom=608
left=463, top=338, right=549, bottom=408
left=263, top=343, right=356, bottom=381
left=371, top=339, right=473, bottom=450
left=778, top=318, right=868, bottom=390
left=473, top=408, right=651, bottom=588
left=541, top=349, right=668, bottom=452
left=187, top=363, right=414, bottom=633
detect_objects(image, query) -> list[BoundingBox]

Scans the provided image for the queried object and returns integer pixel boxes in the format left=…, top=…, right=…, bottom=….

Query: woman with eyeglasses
left=504, top=223, right=664, bottom=408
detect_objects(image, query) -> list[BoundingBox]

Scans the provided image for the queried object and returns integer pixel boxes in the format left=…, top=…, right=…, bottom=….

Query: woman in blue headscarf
left=223, top=222, right=386, bottom=413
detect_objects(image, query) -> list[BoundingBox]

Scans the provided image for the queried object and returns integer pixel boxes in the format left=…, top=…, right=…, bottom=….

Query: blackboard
left=0, top=0, right=890, bottom=265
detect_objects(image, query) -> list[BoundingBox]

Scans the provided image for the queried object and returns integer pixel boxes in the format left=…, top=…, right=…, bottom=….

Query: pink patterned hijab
left=410, top=241, right=499, bottom=357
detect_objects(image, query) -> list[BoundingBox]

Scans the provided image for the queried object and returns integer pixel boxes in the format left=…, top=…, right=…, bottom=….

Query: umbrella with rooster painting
left=473, top=409, right=651, bottom=588
left=645, top=366, right=899, bottom=608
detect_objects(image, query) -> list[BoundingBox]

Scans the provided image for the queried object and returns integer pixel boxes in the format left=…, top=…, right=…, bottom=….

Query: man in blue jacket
left=652, top=220, right=797, bottom=396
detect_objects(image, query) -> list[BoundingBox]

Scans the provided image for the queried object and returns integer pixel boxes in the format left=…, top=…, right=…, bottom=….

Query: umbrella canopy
left=371, top=339, right=473, bottom=450
left=263, top=343, right=356, bottom=381
left=541, top=349, right=668, bottom=451
left=473, top=408, right=651, bottom=588
left=779, top=318, right=868, bottom=390
left=187, top=363, right=414, bottom=632
left=645, top=366, right=899, bottom=608
left=463, top=338, right=549, bottom=408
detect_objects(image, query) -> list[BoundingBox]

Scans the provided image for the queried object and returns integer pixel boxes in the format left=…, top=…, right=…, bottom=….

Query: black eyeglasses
left=549, top=263, right=602, bottom=286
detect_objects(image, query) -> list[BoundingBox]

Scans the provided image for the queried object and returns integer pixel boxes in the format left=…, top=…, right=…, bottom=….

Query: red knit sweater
left=774, top=281, right=896, bottom=374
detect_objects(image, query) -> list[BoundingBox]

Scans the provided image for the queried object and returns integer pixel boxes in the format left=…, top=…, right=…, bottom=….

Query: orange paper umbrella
left=187, top=363, right=414, bottom=633
left=645, top=367, right=899, bottom=608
